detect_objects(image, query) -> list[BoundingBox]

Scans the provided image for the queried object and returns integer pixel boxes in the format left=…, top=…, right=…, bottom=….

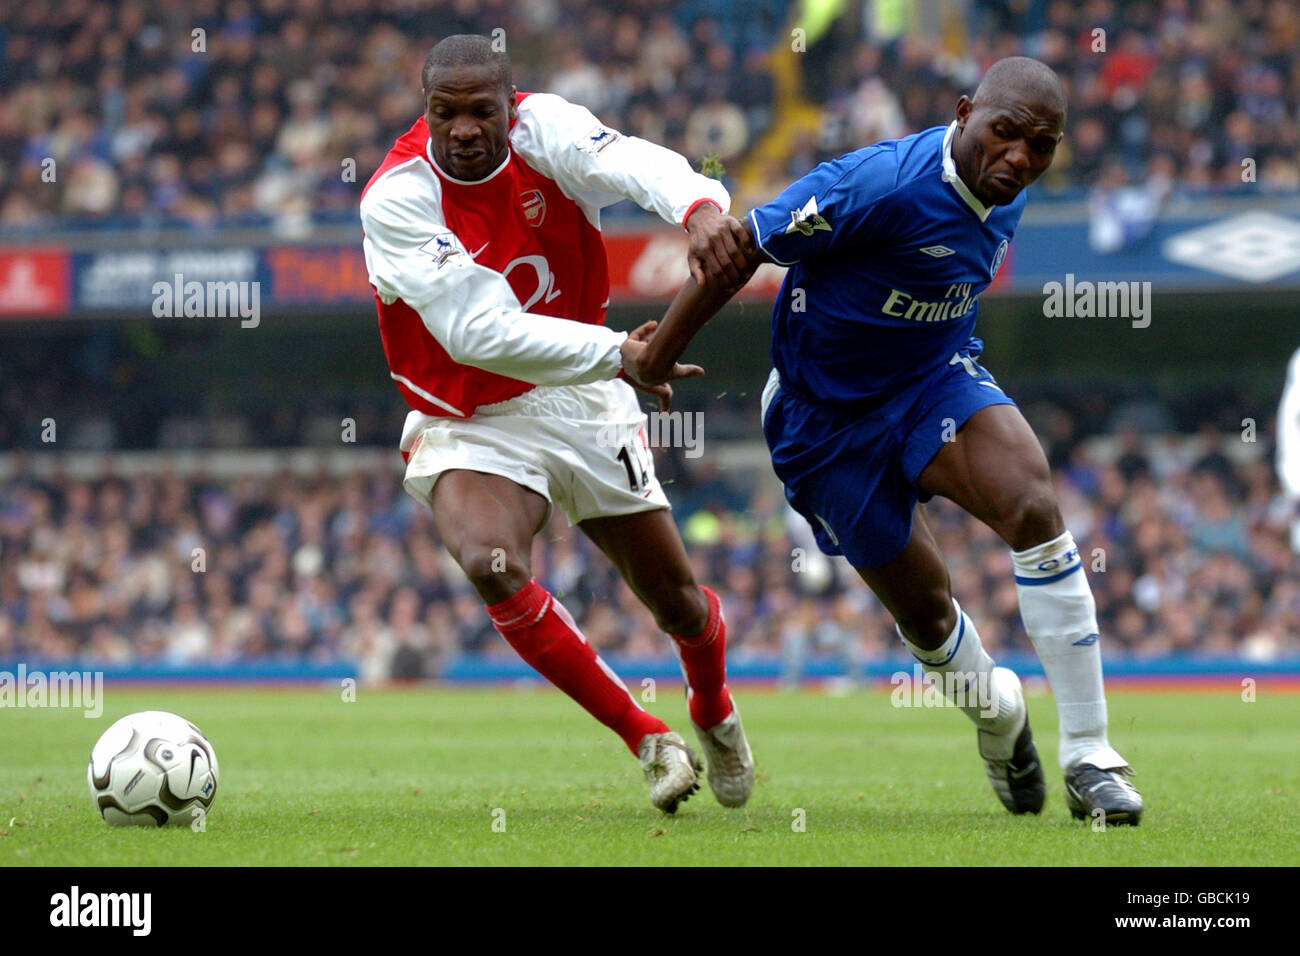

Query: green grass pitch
left=2, top=684, right=1297, bottom=866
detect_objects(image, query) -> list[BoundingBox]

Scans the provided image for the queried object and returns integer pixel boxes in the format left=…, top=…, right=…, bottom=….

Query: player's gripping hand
left=620, top=321, right=704, bottom=411
left=685, top=205, right=758, bottom=292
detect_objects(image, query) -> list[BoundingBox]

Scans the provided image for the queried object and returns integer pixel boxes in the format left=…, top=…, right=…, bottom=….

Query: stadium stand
left=3, top=0, right=1299, bottom=231
left=2, top=399, right=1294, bottom=676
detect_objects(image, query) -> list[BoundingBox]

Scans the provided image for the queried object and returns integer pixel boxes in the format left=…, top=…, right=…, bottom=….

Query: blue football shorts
left=761, top=337, right=1016, bottom=569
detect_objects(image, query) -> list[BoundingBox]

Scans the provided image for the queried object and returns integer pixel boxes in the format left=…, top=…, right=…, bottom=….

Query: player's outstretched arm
left=362, top=190, right=629, bottom=388
left=624, top=217, right=763, bottom=388
left=512, top=94, right=739, bottom=281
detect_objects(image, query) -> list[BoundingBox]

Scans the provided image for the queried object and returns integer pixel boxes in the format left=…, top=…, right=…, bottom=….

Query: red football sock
left=672, top=586, right=733, bottom=729
left=487, top=578, right=668, bottom=754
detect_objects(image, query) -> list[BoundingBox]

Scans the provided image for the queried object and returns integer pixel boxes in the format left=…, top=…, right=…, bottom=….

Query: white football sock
left=1013, top=531, right=1125, bottom=771
left=896, top=598, right=1022, bottom=735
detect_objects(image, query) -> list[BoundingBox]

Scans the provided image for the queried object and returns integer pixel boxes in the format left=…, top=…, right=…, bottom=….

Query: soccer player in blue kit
left=627, top=57, right=1144, bottom=824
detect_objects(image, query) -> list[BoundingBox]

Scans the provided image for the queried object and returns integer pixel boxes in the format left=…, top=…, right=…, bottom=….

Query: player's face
left=953, top=92, right=1063, bottom=206
left=424, top=65, right=516, bottom=181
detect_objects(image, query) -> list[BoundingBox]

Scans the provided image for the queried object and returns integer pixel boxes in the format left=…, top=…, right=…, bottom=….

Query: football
left=87, top=711, right=220, bottom=827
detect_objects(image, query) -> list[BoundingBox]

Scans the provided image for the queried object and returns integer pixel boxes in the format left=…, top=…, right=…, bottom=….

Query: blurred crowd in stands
left=2, top=395, right=1295, bottom=678
left=3, top=0, right=1299, bottom=231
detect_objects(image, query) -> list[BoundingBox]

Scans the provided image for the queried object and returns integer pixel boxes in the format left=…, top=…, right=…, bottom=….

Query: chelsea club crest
left=990, top=239, right=1008, bottom=279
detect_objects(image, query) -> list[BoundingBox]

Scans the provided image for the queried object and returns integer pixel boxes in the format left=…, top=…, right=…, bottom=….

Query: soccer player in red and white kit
left=360, top=35, right=756, bottom=813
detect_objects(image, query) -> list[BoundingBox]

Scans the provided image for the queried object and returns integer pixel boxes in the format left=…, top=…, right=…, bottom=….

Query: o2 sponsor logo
left=503, top=255, right=562, bottom=310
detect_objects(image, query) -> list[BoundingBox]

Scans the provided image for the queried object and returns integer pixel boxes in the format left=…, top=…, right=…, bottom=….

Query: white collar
left=426, top=139, right=511, bottom=185
left=941, top=121, right=993, bottom=222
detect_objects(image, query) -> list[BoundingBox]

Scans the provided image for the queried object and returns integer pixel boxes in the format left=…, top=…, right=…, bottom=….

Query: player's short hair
left=422, top=35, right=512, bottom=94
left=972, top=56, right=1067, bottom=121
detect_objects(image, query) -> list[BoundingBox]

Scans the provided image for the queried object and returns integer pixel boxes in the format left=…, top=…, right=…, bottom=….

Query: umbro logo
left=1073, top=633, right=1100, bottom=646
left=920, top=245, right=955, bottom=257
left=1163, top=211, right=1300, bottom=283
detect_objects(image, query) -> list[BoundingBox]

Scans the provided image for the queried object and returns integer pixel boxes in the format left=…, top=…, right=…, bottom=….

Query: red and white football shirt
left=360, top=92, right=729, bottom=434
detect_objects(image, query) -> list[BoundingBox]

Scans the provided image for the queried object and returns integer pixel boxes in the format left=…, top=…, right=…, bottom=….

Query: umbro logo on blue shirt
left=920, top=245, right=956, bottom=257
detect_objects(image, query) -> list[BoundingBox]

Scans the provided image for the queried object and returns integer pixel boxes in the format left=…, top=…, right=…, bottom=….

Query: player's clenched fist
left=685, top=204, right=761, bottom=292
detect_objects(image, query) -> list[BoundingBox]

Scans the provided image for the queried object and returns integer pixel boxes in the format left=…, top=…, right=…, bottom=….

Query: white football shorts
left=401, top=378, right=670, bottom=525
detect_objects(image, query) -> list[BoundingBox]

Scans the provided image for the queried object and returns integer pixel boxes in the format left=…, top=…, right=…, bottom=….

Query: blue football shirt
left=748, top=123, right=1024, bottom=406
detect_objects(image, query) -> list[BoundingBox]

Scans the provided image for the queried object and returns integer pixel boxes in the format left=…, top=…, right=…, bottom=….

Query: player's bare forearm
left=633, top=218, right=763, bottom=385
left=634, top=275, right=741, bottom=383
